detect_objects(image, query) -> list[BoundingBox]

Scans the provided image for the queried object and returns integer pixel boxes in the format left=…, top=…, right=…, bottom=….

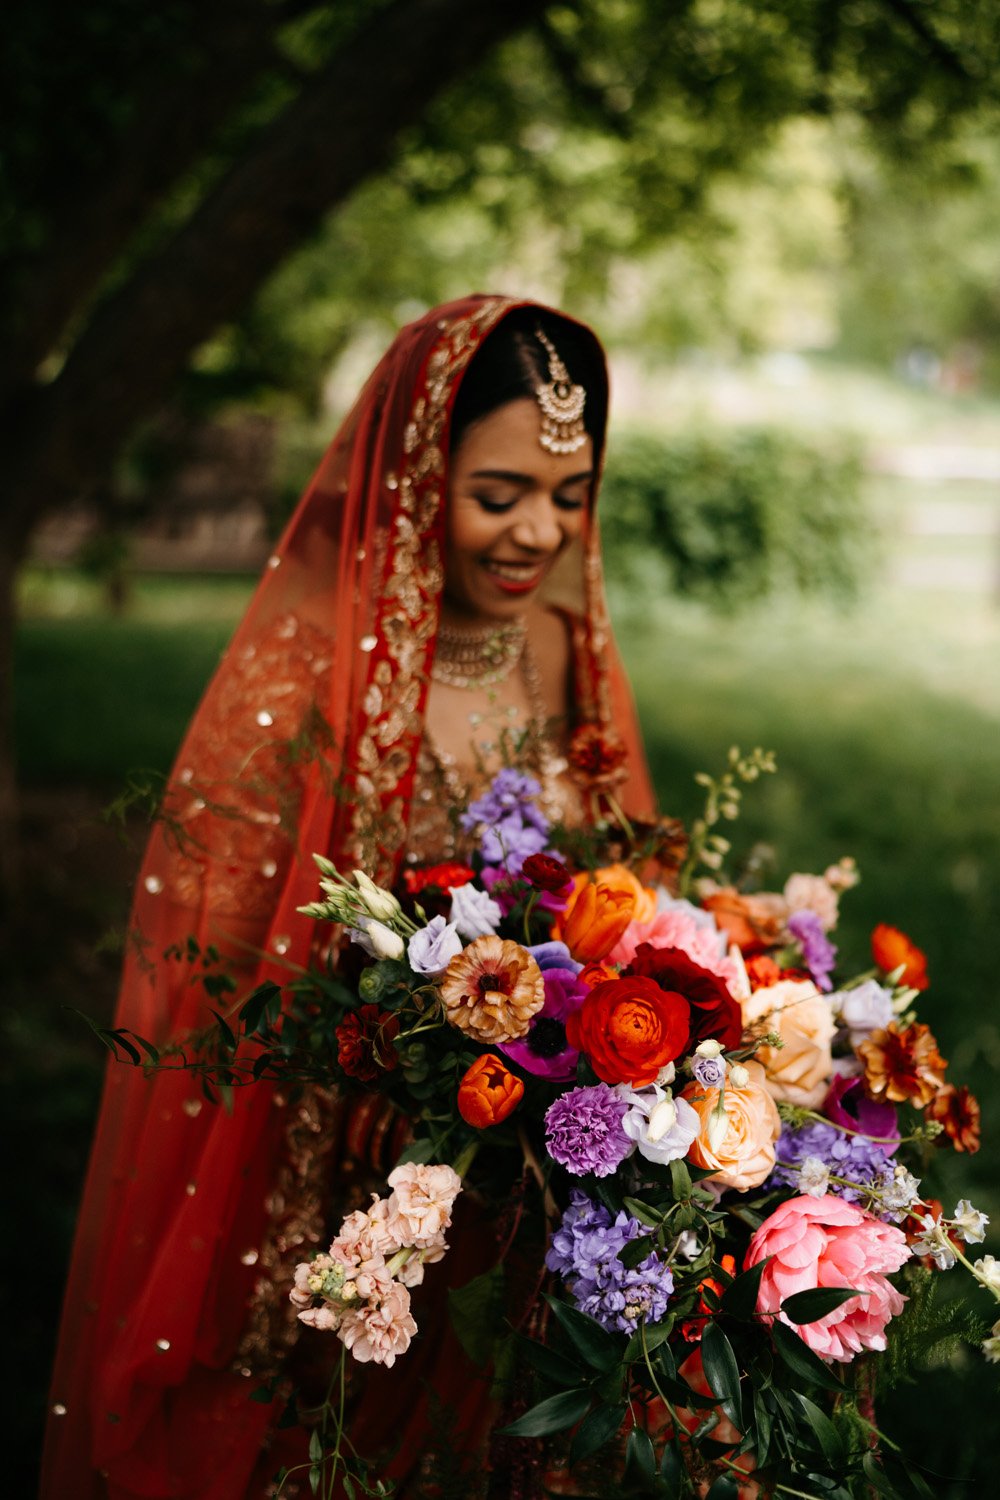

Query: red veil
left=42, top=295, right=655, bottom=1498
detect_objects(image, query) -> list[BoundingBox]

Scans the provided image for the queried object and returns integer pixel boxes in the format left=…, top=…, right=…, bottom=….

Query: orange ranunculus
left=871, top=923, right=929, bottom=991
left=456, top=1054, right=524, bottom=1128
left=700, top=886, right=788, bottom=955
left=858, top=1020, right=947, bottom=1108
left=926, top=1083, right=981, bottom=1153
left=565, top=975, right=689, bottom=1087
left=553, top=864, right=656, bottom=962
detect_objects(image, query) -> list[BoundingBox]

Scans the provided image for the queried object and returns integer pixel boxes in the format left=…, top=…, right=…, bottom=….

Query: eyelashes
left=473, top=494, right=586, bottom=515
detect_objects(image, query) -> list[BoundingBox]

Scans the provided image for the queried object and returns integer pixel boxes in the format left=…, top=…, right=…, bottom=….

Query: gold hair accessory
left=534, top=328, right=587, bottom=455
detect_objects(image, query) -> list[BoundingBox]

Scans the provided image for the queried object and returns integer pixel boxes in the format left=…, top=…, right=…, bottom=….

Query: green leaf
left=393, top=1136, right=437, bottom=1167
left=517, top=1336, right=585, bottom=1389
left=782, top=1287, right=860, bottom=1326
left=623, top=1424, right=657, bottom=1487
left=705, top=1477, right=740, bottom=1499
left=104, top=1029, right=142, bottom=1065
left=618, top=1234, right=657, bottom=1269
left=660, top=1439, right=683, bottom=1498
left=569, top=1402, right=628, bottom=1464
left=623, top=1195, right=662, bottom=1228
left=496, top=1388, right=592, bottom=1438
left=448, top=1265, right=505, bottom=1367
left=771, top=1321, right=845, bottom=1393
left=210, top=1008, right=237, bottom=1050
left=720, top=1257, right=770, bottom=1321
left=670, top=1158, right=693, bottom=1199
left=308, top=1429, right=324, bottom=1462
left=700, top=1321, right=744, bottom=1432
left=863, top=1453, right=905, bottom=1499
left=545, top=1297, right=623, bottom=1373
left=624, top=1317, right=674, bottom=1363
left=239, top=980, right=282, bottom=1034
left=751, top=1387, right=773, bottom=1465
left=795, top=1392, right=845, bottom=1466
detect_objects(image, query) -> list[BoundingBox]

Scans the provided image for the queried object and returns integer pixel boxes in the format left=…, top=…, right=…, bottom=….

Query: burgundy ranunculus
left=522, top=852, right=572, bottom=894
left=624, top=943, right=742, bottom=1050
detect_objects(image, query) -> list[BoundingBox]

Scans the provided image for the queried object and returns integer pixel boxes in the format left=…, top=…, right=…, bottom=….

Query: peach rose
left=700, top=885, right=788, bottom=954
left=682, top=1059, right=780, bottom=1191
left=783, top=872, right=840, bottom=933
left=742, top=978, right=835, bottom=1109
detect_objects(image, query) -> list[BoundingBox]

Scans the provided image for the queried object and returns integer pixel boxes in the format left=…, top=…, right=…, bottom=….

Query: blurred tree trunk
left=0, top=0, right=547, bottom=904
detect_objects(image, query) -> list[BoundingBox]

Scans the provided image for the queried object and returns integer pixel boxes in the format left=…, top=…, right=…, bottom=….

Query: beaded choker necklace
left=431, top=617, right=528, bottom=690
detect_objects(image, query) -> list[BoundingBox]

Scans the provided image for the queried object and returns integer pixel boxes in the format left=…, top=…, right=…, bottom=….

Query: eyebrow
left=468, top=468, right=594, bottom=484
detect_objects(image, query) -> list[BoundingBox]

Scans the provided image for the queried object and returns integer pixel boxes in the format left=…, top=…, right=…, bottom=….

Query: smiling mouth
left=481, top=560, right=546, bottom=587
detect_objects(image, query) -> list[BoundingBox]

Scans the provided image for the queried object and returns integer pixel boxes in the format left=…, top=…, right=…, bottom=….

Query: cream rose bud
left=728, top=1063, right=750, bottom=1088
left=695, top=1039, right=724, bottom=1058
left=354, top=871, right=402, bottom=922
left=350, top=916, right=405, bottom=961
left=654, top=1062, right=676, bottom=1086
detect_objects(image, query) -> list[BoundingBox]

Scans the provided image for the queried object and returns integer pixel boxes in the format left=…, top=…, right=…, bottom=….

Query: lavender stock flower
left=771, top=1118, right=895, bottom=1210
left=787, top=909, right=837, bottom=992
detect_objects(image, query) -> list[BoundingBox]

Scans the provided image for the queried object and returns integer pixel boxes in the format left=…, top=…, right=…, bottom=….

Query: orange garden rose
left=741, top=978, right=836, bottom=1109
left=700, top=886, right=788, bottom=955
left=871, top=923, right=930, bottom=991
left=440, top=935, right=545, bottom=1045
left=858, top=1020, right=947, bottom=1108
left=682, top=1060, right=781, bottom=1191
left=554, top=864, right=657, bottom=962
left=457, top=1054, right=524, bottom=1128
left=565, top=975, right=690, bottom=1087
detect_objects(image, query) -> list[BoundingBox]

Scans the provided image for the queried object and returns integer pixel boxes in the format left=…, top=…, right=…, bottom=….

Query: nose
left=509, top=494, right=564, bottom=553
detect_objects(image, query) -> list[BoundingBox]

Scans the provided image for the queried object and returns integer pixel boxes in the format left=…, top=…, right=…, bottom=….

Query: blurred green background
left=6, top=1, right=1000, bottom=1493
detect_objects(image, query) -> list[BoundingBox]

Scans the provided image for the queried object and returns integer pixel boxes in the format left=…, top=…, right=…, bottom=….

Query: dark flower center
left=527, top=1017, right=568, bottom=1058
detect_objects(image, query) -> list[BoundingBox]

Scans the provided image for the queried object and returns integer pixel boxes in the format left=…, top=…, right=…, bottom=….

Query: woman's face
left=444, top=397, right=594, bottom=624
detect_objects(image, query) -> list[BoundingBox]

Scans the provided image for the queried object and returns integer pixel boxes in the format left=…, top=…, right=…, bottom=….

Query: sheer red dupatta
left=42, top=296, right=654, bottom=1499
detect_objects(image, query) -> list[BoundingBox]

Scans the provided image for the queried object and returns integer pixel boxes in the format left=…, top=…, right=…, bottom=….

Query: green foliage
left=600, top=426, right=868, bottom=607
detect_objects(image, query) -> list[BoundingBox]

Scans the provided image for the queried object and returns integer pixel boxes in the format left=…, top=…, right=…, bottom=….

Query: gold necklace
left=430, top=617, right=527, bottom=690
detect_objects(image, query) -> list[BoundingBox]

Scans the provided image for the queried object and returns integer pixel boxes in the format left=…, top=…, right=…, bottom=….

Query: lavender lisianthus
left=835, top=979, right=894, bottom=1045
left=787, top=909, right=837, bottom=992
left=448, top=882, right=502, bottom=940
left=692, top=1054, right=726, bottom=1089
left=407, top=916, right=463, bottom=978
left=546, top=1191, right=673, bottom=1334
left=615, top=1084, right=700, bottom=1166
left=545, top=1084, right=634, bottom=1177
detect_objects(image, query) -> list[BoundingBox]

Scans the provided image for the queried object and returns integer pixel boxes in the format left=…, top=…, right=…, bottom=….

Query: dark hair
left=450, top=306, right=608, bottom=452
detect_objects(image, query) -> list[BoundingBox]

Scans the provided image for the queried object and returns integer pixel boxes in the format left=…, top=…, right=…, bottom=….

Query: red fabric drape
left=42, top=296, right=655, bottom=1499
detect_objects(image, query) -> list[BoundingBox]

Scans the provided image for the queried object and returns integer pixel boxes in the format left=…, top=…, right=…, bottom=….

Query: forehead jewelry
left=534, top=327, right=587, bottom=455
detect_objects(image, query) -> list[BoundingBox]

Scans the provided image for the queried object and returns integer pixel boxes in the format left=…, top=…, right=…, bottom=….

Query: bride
left=42, top=295, right=655, bottom=1497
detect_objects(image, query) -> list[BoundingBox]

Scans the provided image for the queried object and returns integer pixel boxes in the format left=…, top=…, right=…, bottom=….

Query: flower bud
left=728, top=1063, right=750, bottom=1089
left=646, top=1095, right=677, bottom=1143
left=694, top=1039, right=723, bottom=1058
left=353, top=871, right=402, bottom=922
left=706, top=1099, right=729, bottom=1154
left=358, top=966, right=387, bottom=1003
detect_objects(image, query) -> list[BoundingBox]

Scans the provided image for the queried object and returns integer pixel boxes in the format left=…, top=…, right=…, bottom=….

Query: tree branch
left=7, top=0, right=548, bottom=532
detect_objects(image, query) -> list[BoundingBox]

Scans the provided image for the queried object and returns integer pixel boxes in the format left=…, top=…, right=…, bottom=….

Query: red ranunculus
left=402, top=861, right=475, bottom=896
left=625, top=943, right=742, bottom=1050
left=565, top=975, right=690, bottom=1087
left=521, top=852, right=572, bottom=893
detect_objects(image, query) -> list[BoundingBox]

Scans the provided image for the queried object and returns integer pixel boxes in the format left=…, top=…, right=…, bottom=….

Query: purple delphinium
left=462, top=770, right=549, bottom=836
left=545, top=1084, right=634, bottom=1177
left=770, top=1119, right=895, bottom=1211
left=787, top=909, right=837, bottom=992
left=546, top=1191, right=673, bottom=1334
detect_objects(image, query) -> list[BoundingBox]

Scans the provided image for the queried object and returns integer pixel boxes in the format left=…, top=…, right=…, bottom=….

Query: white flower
left=654, top=1062, right=676, bottom=1087
left=407, top=916, right=463, bottom=977
left=353, top=870, right=402, bottom=922
left=909, top=1213, right=956, bottom=1270
left=728, top=1063, right=750, bottom=1089
left=798, top=1155, right=831, bottom=1198
left=449, top=882, right=502, bottom=940
left=835, top=979, right=893, bottom=1044
left=674, top=1230, right=702, bottom=1260
left=982, top=1335, right=1000, bottom=1363
left=616, top=1083, right=700, bottom=1166
left=695, top=1039, right=724, bottom=1058
left=951, top=1199, right=989, bottom=1245
left=349, top=916, right=405, bottom=961
left=973, top=1256, right=1000, bottom=1296
left=881, top=1165, right=922, bottom=1217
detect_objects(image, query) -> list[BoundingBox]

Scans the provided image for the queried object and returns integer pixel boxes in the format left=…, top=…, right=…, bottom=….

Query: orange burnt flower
left=871, top=923, right=929, bottom=991
left=439, top=935, right=544, bottom=1045
left=926, top=1083, right=981, bottom=1154
left=457, top=1054, right=524, bottom=1128
left=858, top=1020, right=947, bottom=1108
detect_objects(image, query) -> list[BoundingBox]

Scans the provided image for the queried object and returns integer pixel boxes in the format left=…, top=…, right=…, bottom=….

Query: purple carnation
left=770, top=1119, right=895, bottom=1210
left=787, top=909, right=837, bottom=992
left=546, top=1192, right=673, bottom=1334
left=545, top=1084, right=633, bottom=1177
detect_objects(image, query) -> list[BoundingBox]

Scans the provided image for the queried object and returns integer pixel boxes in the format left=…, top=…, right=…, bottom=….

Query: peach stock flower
left=742, top=978, right=836, bottom=1108
left=745, top=1194, right=910, bottom=1362
left=339, top=1281, right=417, bottom=1367
left=385, top=1163, right=462, bottom=1249
left=682, top=1059, right=780, bottom=1191
left=871, top=923, right=929, bottom=991
left=858, top=1021, right=947, bottom=1108
left=440, top=935, right=544, bottom=1043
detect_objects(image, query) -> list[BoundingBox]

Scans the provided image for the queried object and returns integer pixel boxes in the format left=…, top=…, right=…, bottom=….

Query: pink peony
left=745, top=1194, right=910, bottom=1362
left=609, top=907, right=744, bottom=997
left=339, top=1281, right=417, bottom=1366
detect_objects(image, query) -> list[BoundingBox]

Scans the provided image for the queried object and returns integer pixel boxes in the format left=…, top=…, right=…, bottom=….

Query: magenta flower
left=499, top=966, right=588, bottom=1080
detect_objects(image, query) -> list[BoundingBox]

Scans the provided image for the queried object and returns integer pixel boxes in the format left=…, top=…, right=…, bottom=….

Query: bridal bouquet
left=273, top=750, right=996, bottom=1499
